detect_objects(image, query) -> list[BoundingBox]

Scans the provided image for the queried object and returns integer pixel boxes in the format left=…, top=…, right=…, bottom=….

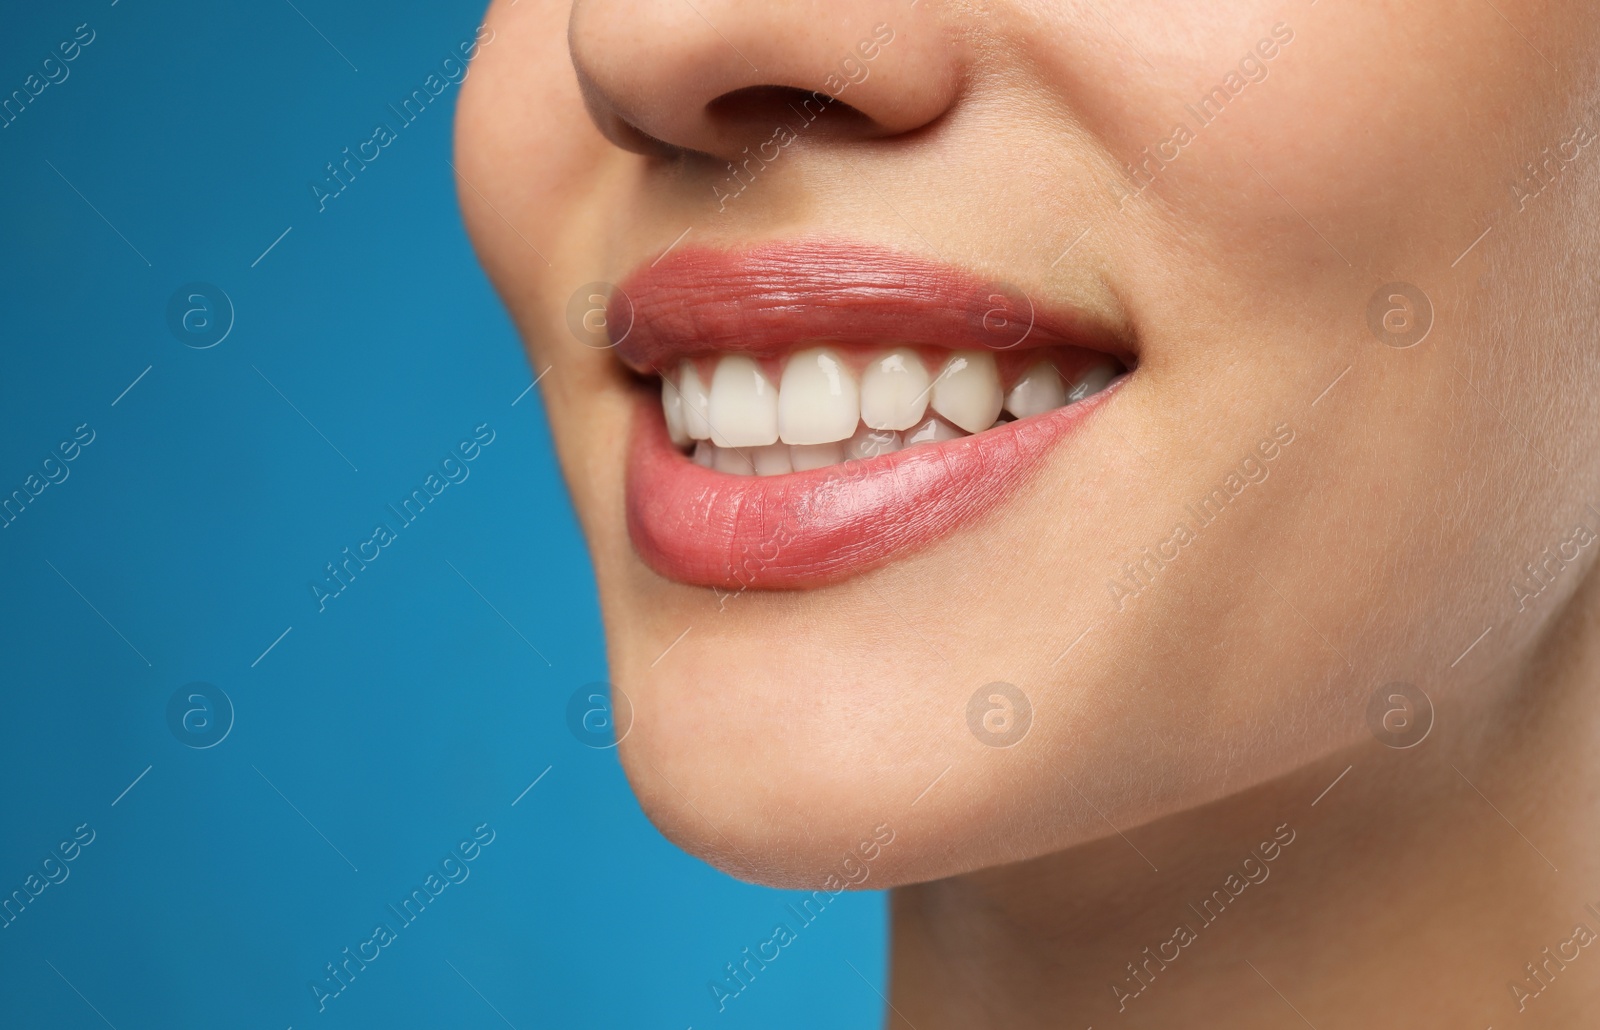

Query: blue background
left=0, top=2, right=885, bottom=1026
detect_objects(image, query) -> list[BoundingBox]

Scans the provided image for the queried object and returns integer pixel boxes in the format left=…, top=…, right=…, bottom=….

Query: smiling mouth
left=613, top=240, right=1133, bottom=588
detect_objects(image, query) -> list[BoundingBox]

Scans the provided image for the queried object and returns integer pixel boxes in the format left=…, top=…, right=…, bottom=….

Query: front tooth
left=691, top=441, right=716, bottom=468
left=846, top=426, right=902, bottom=461
left=928, top=353, right=998, bottom=435
left=778, top=347, right=860, bottom=445
left=708, top=355, right=779, bottom=447
left=789, top=441, right=845, bottom=471
left=751, top=443, right=792, bottom=476
left=930, top=351, right=1003, bottom=433
left=905, top=416, right=964, bottom=447
left=662, top=377, right=690, bottom=447
left=860, top=348, right=930, bottom=431
left=1068, top=361, right=1118, bottom=402
left=714, top=445, right=757, bottom=475
left=1005, top=361, right=1067, bottom=419
left=679, top=360, right=713, bottom=440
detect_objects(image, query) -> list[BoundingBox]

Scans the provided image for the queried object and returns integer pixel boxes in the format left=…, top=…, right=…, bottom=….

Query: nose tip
left=568, top=1, right=961, bottom=158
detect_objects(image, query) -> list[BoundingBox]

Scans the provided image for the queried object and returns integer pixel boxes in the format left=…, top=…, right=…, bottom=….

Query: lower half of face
left=456, top=0, right=1600, bottom=888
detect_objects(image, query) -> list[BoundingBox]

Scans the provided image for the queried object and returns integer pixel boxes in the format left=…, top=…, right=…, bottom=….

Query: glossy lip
left=616, top=241, right=1132, bottom=589
left=609, top=240, right=1132, bottom=371
left=627, top=381, right=1121, bottom=589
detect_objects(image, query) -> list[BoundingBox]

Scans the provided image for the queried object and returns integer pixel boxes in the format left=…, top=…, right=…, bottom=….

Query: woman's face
left=456, top=0, right=1600, bottom=888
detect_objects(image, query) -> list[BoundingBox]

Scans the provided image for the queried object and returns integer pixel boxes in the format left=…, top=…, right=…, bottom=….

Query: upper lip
left=607, top=239, right=1133, bottom=373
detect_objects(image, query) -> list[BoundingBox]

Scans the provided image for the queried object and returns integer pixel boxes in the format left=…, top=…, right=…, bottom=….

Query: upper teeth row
left=662, top=348, right=1117, bottom=450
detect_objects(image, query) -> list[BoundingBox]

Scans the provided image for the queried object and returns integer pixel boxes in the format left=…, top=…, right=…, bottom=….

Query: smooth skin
left=455, top=1, right=1600, bottom=1026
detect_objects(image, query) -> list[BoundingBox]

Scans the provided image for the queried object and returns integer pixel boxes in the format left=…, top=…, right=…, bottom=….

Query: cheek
left=455, top=0, right=617, bottom=365
left=1053, top=3, right=1558, bottom=279
left=455, top=0, right=651, bottom=520
left=1215, top=10, right=1510, bottom=263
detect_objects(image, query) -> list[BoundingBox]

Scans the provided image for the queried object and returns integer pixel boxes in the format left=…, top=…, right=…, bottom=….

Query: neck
left=890, top=575, right=1600, bottom=1029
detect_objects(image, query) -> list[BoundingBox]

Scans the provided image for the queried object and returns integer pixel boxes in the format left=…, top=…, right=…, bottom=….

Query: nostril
left=706, top=85, right=876, bottom=138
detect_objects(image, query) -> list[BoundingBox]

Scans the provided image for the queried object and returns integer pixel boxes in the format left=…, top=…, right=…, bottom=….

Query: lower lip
left=624, top=381, right=1121, bottom=589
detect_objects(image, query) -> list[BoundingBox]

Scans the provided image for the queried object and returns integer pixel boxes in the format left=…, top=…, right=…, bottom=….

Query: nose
left=568, top=0, right=961, bottom=158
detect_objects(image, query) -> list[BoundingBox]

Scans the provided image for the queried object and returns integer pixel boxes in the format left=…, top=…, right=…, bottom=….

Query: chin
left=594, top=491, right=1370, bottom=894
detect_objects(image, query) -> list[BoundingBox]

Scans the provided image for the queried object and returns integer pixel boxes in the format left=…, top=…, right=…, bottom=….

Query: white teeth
left=905, top=415, right=964, bottom=446
left=708, top=355, right=779, bottom=448
left=675, top=348, right=1122, bottom=474
left=1005, top=361, right=1067, bottom=419
left=847, top=426, right=903, bottom=460
left=678, top=360, right=713, bottom=440
left=662, top=378, right=690, bottom=446
left=789, top=441, right=845, bottom=471
left=778, top=347, right=859, bottom=445
left=1068, top=361, right=1118, bottom=401
left=930, top=351, right=1003, bottom=434
left=860, top=348, right=930, bottom=431
left=751, top=443, right=793, bottom=476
